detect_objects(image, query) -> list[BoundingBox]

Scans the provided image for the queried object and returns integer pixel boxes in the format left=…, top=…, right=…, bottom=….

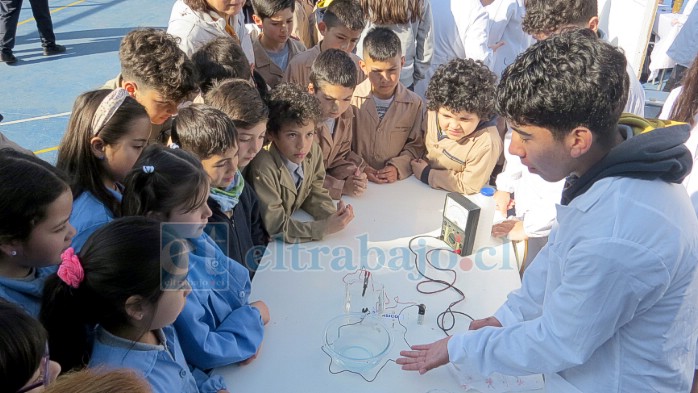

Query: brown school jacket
left=351, top=79, right=426, bottom=179
left=424, top=110, right=503, bottom=194
left=282, top=42, right=365, bottom=89
left=247, top=141, right=336, bottom=243
left=292, top=0, right=317, bottom=49
left=315, top=108, right=365, bottom=199
left=253, top=36, right=306, bottom=89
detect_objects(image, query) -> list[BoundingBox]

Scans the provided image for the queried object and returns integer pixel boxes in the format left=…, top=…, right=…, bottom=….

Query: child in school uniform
left=56, top=89, right=150, bottom=252
left=352, top=27, right=425, bottom=184
left=251, top=0, right=307, bottom=89
left=204, top=79, right=270, bottom=273
left=356, top=0, right=434, bottom=91
left=248, top=83, right=355, bottom=243
left=309, top=49, right=367, bottom=199
left=410, top=58, right=502, bottom=194
left=102, top=28, right=198, bottom=143
left=170, top=103, right=269, bottom=276
left=283, top=0, right=365, bottom=89
left=41, top=217, right=224, bottom=393
left=122, top=145, right=269, bottom=374
left=0, top=151, right=75, bottom=318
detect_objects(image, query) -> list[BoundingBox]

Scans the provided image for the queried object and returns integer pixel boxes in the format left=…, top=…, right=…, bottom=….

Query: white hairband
left=92, top=88, right=130, bottom=136
left=142, top=166, right=155, bottom=174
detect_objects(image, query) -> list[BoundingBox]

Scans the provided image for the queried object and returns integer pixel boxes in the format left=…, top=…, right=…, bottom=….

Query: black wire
left=321, top=346, right=397, bottom=382
left=408, top=236, right=475, bottom=336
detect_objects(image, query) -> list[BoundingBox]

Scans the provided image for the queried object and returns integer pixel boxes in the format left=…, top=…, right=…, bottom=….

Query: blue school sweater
left=89, top=325, right=226, bottom=393
left=174, top=232, right=264, bottom=371
left=70, top=189, right=121, bottom=252
left=0, top=265, right=57, bottom=317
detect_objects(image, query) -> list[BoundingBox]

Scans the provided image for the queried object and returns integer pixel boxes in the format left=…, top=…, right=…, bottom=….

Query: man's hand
left=491, top=219, right=527, bottom=241
left=397, top=336, right=451, bottom=374
left=326, top=200, right=355, bottom=235
left=469, top=316, right=502, bottom=330
left=493, top=190, right=514, bottom=216
left=410, top=158, right=428, bottom=180
left=251, top=300, right=270, bottom=325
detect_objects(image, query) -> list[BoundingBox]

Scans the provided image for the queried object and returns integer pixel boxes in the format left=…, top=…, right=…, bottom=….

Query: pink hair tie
left=58, top=247, right=84, bottom=289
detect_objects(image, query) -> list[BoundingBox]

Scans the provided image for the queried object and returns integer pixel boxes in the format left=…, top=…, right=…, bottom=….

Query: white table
left=214, top=179, right=541, bottom=392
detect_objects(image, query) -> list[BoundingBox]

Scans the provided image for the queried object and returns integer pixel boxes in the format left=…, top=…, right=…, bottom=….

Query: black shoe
left=43, top=44, right=66, bottom=56
left=1, top=51, right=16, bottom=64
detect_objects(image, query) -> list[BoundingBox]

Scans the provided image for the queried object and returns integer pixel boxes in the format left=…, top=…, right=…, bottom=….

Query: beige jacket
left=253, top=36, right=306, bottom=89
left=282, top=43, right=365, bottom=89
left=292, top=0, right=317, bottom=49
left=315, top=108, right=365, bottom=199
left=351, top=79, right=426, bottom=179
left=247, top=141, right=336, bottom=243
left=423, top=110, right=502, bottom=194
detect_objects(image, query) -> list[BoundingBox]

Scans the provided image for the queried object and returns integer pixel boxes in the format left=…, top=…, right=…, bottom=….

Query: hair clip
left=168, top=143, right=180, bottom=149
left=142, top=165, right=155, bottom=173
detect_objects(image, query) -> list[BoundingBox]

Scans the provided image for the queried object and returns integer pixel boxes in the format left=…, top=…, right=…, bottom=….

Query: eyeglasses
left=16, top=342, right=50, bottom=393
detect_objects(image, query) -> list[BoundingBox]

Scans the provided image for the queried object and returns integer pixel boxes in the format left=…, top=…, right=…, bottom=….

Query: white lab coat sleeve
left=492, top=240, right=549, bottom=326
left=450, top=238, right=668, bottom=376
left=521, top=179, right=564, bottom=238
left=495, top=128, right=523, bottom=193
left=459, top=3, right=492, bottom=68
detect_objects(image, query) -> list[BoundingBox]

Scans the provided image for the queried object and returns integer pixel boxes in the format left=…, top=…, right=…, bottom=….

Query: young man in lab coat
left=397, top=28, right=698, bottom=393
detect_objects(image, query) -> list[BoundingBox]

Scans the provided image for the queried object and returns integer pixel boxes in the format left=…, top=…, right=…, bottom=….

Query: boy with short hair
left=410, top=58, right=502, bottom=194
left=352, top=27, right=425, bottom=183
left=251, top=0, right=306, bottom=89
left=205, top=78, right=270, bottom=171
left=170, top=103, right=268, bottom=276
left=522, top=0, right=645, bottom=116
left=398, top=28, right=698, bottom=393
left=309, top=49, right=367, bottom=199
left=248, top=83, right=354, bottom=243
left=283, top=0, right=365, bottom=89
left=103, top=28, right=198, bottom=142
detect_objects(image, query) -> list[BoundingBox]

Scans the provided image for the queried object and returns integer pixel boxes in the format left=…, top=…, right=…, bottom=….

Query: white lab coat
left=496, top=128, right=564, bottom=239
left=449, top=176, right=698, bottom=392
left=484, top=0, right=533, bottom=77
left=413, top=0, right=491, bottom=98
left=167, top=0, right=254, bottom=65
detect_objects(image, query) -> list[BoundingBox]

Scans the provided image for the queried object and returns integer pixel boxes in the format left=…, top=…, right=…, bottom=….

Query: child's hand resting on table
left=343, top=167, right=368, bottom=197
left=326, top=200, right=355, bottom=235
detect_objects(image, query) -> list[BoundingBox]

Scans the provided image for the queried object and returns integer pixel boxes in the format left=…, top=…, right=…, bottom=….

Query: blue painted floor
left=0, top=0, right=173, bottom=163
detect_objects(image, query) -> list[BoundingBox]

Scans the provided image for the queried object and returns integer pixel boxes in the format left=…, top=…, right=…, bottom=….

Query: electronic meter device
left=441, top=192, right=480, bottom=256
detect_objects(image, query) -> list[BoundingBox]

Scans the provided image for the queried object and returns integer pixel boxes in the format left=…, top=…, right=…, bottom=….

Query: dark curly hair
left=266, top=83, right=322, bottom=135
left=426, top=58, right=497, bottom=121
left=496, top=28, right=628, bottom=148
left=119, top=28, right=198, bottom=104
left=522, top=0, right=597, bottom=37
